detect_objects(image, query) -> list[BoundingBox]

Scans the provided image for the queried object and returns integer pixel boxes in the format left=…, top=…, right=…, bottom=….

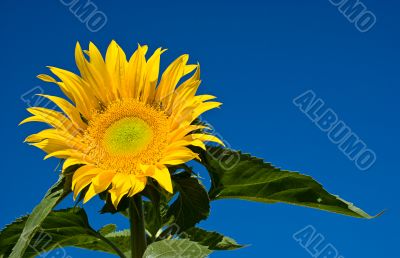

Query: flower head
left=21, top=41, right=222, bottom=207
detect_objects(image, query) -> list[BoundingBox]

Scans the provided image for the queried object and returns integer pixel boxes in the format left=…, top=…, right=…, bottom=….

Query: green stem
left=129, top=195, right=147, bottom=258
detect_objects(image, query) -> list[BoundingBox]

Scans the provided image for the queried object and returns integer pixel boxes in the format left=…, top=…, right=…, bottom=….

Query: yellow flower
left=21, top=41, right=222, bottom=207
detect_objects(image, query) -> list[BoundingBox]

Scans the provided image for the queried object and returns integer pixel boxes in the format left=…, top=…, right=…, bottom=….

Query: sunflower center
left=83, top=99, right=169, bottom=174
left=103, top=117, right=153, bottom=155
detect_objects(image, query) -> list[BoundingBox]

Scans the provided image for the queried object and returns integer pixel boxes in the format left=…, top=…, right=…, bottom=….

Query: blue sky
left=1, top=0, right=399, bottom=257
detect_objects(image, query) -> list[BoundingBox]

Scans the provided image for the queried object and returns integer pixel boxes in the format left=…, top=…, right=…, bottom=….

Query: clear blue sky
left=1, top=0, right=399, bottom=257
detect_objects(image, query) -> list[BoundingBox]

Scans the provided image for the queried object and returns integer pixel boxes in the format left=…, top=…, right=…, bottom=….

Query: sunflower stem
left=129, top=195, right=147, bottom=258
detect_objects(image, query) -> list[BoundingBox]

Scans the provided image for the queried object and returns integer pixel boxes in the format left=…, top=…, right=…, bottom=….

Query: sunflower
left=21, top=41, right=222, bottom=208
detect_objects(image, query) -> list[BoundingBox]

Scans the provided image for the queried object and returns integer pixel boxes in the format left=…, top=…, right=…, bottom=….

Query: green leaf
left=0, top=207, right=129, bottom=257
left=101, top=229, right=131, bottom=254
left=142, top=183, right=165, bottom=239
left=183, top=227, right=243, bottom=250
left=201, top=146, right=379, bottom=219
left=8, top=174, right=72, bottom=258
left=143, top=201, right=162, bottom=239
left=143, top=239, right=212, bottom=258
left=167, top=172, right=210, bottom=231
left=98, top=224, right=117, bottom=235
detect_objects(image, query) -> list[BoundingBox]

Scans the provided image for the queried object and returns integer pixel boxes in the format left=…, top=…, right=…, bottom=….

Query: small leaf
left=8, top=174, right=72, bottom=258
left=143, top=239, right=212, bottom=258
left=167, top=172, right=210, bottom=231
left=103, top=229, right=131, bottom=254
left=98, top=224, right=117, bottom=235
left=201, top=146, right=379, bottom=219
left=183, top=227, right=243, bottom=250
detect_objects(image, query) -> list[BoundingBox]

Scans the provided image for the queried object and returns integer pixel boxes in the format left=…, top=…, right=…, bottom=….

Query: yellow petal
left=44, top=149, right=86, bottom=160
left=83, top=184, right=97, bottom=203
left=25, top=129, right=84, bottom=149
left=72, top=165, right=97, bottom=188
left=37, top=74, right=57, bottom=83
left=23, top=107, right=78, bottom=134
left=110, top=174, right=132, bottom=208
left=83, top=170, right=115, bottom=203
left=72, top=165, right=100, bottom=199
left=29, top=139, right=70, bottom=154
left=160, top=147, right=198, bottom=165
left=87, top=42, right=113, bottom=102
left=187, top=139, right=206, bottom=150
left=142, top=48, right=166, bottom=103
left=92, top=170, right=115, bottom=192
left=150, top=165, right=173, bottom=193
left=62, top=158, right=88, bottom=172
left=155, top=54, right=189, bottom=106
left=126, top=44, right=147, bottom=99
left=191, top=102, right=222, bottom=121
left=190, top=133, right=225, bottom=146
left=75, top=42, right=108, bottom=104
left=168, top=124, right=208, bottom=143
left=127, top=175, right=147, bottom=197
left=105, top=40, right=128, bottom=100
left=48, top=66, right=98, bottom=119
left=36, top=94, right=87, bottom=130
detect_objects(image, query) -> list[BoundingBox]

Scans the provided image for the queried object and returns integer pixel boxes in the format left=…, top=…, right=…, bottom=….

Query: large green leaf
left=183, top=227, right=243, bottom=251
left=201, top=146, right=378, bottom=218
left=143, top=239, right=212, bottom=258
left=167, top=172, right=210, bottom=231
left=0, top=208, right=129, bottom=257
left=8, top=174, right=72, bottom=258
